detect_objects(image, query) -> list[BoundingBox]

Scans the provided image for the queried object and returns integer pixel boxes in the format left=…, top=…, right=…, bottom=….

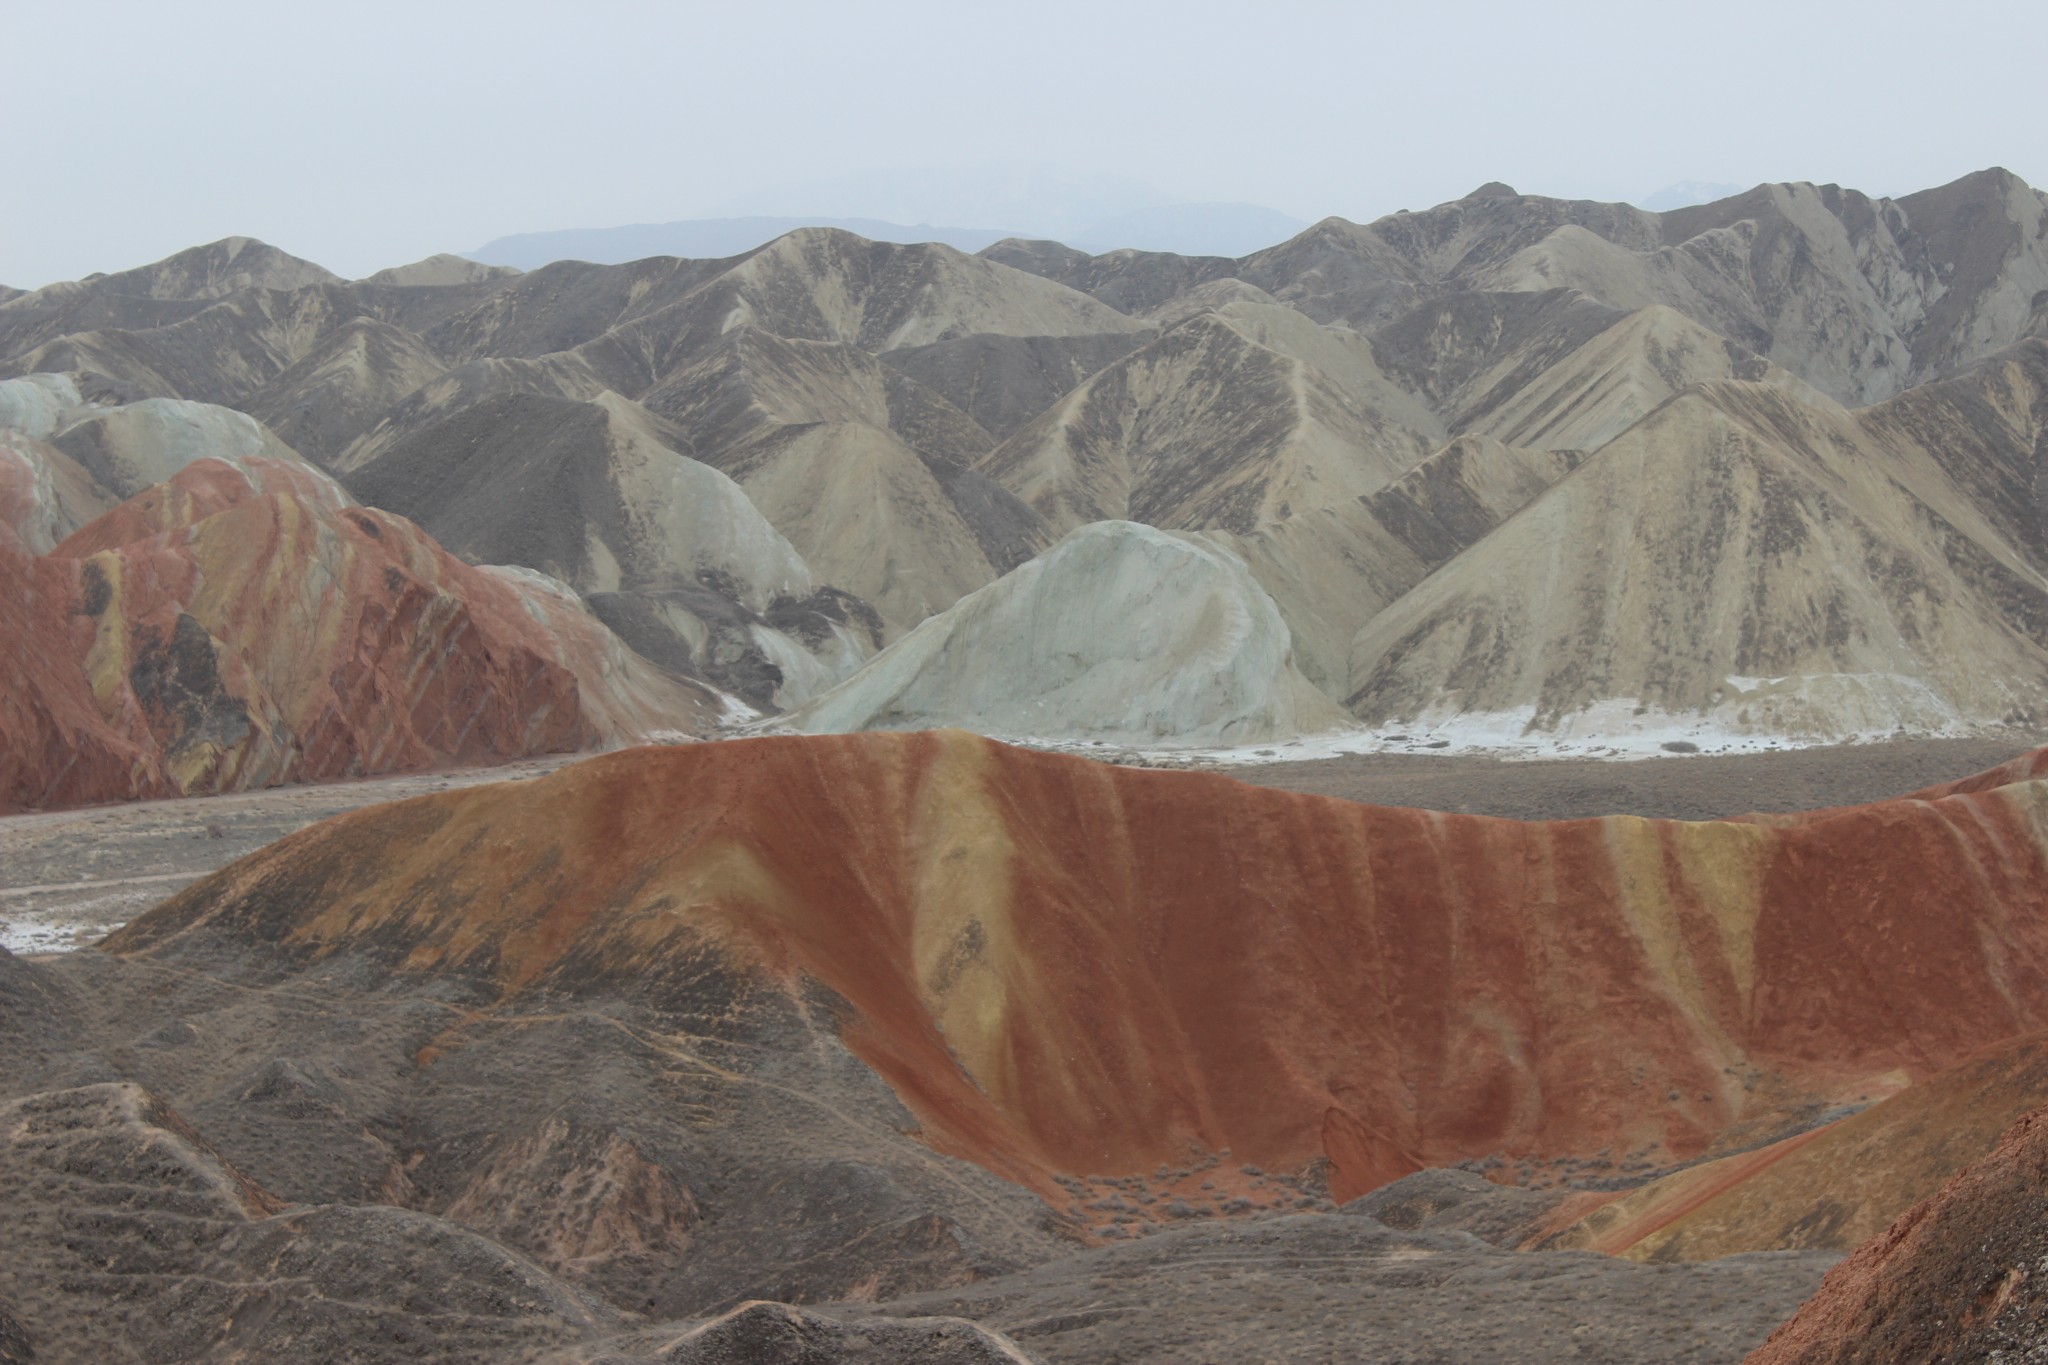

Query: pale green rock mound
left=783, top=520, right=1350, bottom=746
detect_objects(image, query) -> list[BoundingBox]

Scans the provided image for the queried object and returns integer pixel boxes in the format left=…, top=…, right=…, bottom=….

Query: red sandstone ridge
left=0, top=459, right=716, bottom=813
left=108, top=730, right=2048, bottom=1211
left=51, top=452, right=348, bottom=557
left=1745, top=1102, right=2048, bottom=1362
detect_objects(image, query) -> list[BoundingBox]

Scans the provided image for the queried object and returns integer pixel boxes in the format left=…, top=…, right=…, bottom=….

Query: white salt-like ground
left=0, top=906, right=132, bottom=955
left=957, top=684, right=1984, bottom=767
left=742, top=668, right=1998, bottom=766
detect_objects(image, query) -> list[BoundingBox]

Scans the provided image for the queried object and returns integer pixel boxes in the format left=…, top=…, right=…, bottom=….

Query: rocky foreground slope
left=0, top=732, right=2041, bottom=1358
left=1744, top=1099, right=2048, bottom=1363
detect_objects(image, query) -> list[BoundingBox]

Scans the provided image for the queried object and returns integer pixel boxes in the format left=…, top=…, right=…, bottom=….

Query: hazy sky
left=4, top=0, right=2043, bottom=285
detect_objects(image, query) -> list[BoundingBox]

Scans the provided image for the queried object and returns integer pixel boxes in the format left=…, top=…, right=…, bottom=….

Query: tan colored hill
left=430, top=228, right=1142, bottom=376
left=1207, top=185, right=1653, bottom=332
left=348, top=389, right=810, bottom=601
left=2, top=283, right=372, bottom=407
left=357, top=253, right=520, bottom=288
left=985, top=171, right=2048, bottom=407
left=80, top=235, right=341, bottom=301
left=1512, top=173, right=2040, bottom=403
left=1860, top=337, right=2048, bottom=574
left=1206, top=435, right=1582, bottom=692
left=1466, top=171, right=2048, bottom=402
left=345, top=388, right=876, bottom=707
left=978, top=237, right=1240, bottom=314
left=0, top=238, right=338, bottom=359
left=650, top=327, right=1050, bottom=630
left=244, top=316, right=448, bottom=463
left=881, top=330, right=1150, bottom=439
left=416, top=253, right=740, bottom=362
left=1372, top=288, right=1831, bottom=451
left=1141, top=276, right=1284, bottom=326
left=720, top=228, right=1144, bottom=352
left=980, top=303, right=1443, bottom=534
left=781, top=521, right=1348, bottom=745
left=1464, top=305, right=1829, bottom=450
left=331, top=351, right=611, bottom=472
left=1347, top=344, right=2048, bottom=741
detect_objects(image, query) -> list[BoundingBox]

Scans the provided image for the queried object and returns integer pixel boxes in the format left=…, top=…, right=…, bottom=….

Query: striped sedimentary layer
left=111, top=729, right=2048, bottom=1205
left=1, top=458, right=713, bottom=813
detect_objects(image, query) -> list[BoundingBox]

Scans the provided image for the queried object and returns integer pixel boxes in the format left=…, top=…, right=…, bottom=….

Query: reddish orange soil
left=111, top=729, right=2048, bottom=1215
left=1745, top=1100, right=2048, bottom=1362
left=1541, top=1031, right=2048, bottom=1260
left=1, top=459, right=709, bottom=814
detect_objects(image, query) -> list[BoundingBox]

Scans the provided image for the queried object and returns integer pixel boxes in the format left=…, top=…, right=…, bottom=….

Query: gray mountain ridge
left=6, top=167, right=2048, bottom=753
left=469, top=201, right=1310, bottom=272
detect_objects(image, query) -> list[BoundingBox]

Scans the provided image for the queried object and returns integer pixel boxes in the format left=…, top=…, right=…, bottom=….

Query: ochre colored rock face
left=111, top=730, right=2048, bottom=1200
left=1542, top=1031, right=2048, bottom=1261
left=1744, top=1100, right=2048, bottom=1363
left=1, top=460, right=710, bottom=813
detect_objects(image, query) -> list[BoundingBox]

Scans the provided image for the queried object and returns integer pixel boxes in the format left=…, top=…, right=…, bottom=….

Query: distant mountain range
left=1637, top=179, right=1746, bottom=211
left=470, top=201, right=1311, bottom=270
left=5, top=166, right=2048, bottom=810
left=471, top=217, right=1023, bottom=269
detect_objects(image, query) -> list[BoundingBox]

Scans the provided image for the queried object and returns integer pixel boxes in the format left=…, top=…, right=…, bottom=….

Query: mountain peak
left=359, top=253, right=518, bottom=288
left=98, top=236, right=341, bottom=301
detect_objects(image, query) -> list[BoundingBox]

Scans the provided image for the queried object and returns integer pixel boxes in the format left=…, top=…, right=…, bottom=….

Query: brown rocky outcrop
left=1744, top=1102, right=2048, bottom=1363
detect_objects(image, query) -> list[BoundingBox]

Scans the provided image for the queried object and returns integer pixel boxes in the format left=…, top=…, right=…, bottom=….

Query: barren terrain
left=0, top=756, right=576, bottom=952
left=5, top=730, right=2048, bottom=1361
left=1227, top=733, right=2048, bottom=820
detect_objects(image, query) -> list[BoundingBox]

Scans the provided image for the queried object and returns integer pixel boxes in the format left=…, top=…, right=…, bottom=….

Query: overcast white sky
left=4, top=0, right=2042, bottom=285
